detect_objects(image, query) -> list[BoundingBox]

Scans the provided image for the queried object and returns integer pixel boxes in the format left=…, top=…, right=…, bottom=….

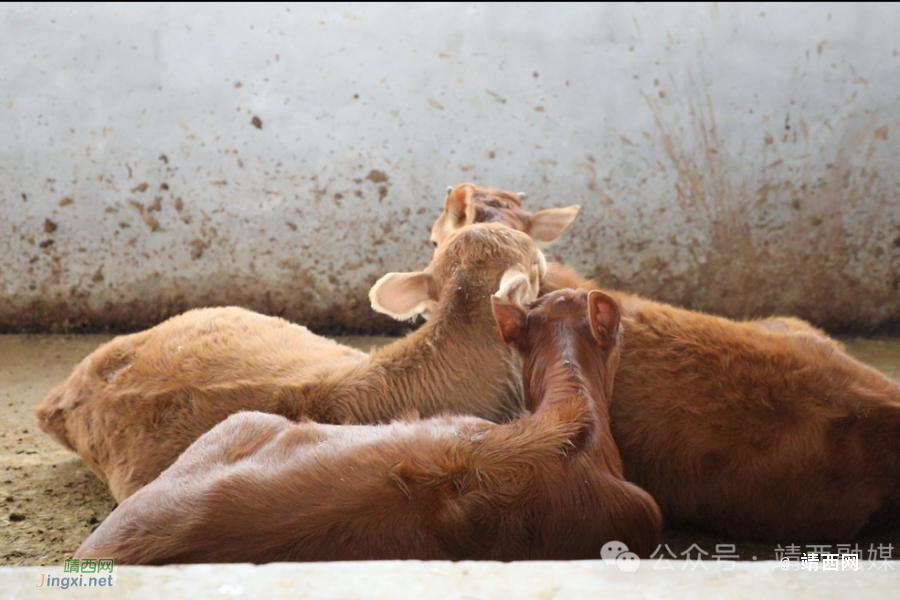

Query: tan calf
left=35, top=224, right=545, bottom=502
left=431, top=183, right=581, bottom=249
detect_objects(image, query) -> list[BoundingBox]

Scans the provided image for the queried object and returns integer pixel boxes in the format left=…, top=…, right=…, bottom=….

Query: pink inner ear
left=589, top=291, right=619, bottom=341
left=491, top=297, right=526, bottom=345
left=370, top=272, right=434, bottom=320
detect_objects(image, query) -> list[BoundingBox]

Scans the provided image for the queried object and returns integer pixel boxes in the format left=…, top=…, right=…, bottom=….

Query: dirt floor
left=3, top=334, right=900, bottom=566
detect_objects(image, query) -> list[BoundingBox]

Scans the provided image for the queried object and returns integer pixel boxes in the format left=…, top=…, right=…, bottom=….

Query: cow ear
left=527, top=205, right=580, bottom=242
left=444, top=183, right=477, bottom=227
left=369, top=272, right=437, bottom=321
left=491, top=296, right=527, bottom=346
left=495, top=266, right=540, bottom=308
left=530, top=249, right=547, bottom=292
left=588, top=290, right=621, bottom=346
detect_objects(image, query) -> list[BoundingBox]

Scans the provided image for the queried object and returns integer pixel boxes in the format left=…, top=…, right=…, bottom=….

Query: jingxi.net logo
left=35, top=558, right=115, bottom=588
left=602, top=540, right=641, bottom=572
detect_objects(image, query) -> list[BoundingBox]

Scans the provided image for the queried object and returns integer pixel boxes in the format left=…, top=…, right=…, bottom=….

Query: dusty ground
left=2, top=334, right=900, bottom=566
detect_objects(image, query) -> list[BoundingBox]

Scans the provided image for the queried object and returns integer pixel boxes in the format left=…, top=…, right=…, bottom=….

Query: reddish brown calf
left=75, top=289, right=661, bottom=564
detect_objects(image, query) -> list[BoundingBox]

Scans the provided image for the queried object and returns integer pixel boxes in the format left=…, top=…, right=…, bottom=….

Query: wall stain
left=365, top=170, right=389, bottom=183
left=573, top=67, right=900, bottom=334
left=3, top=71, right=899, bottom=336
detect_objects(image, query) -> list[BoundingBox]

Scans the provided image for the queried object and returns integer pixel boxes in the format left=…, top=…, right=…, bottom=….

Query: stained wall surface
left=2, top=2, right=899, bottom=333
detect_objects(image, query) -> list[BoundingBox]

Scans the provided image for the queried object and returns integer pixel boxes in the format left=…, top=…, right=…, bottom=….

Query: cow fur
left=74, top=289, right=661, bottom=564
left=35, top=224, right=545, bottom=502
left=429, top=182, right=900, bottom=541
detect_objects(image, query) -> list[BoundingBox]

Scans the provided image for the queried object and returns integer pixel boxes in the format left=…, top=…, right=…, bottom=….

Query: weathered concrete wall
left=1, top=2, right=899, bottom=333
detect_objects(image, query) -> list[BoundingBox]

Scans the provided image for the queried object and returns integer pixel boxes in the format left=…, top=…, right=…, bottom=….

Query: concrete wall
left=2, top=2, right=899, bottom=333
left=4, top=562, right=899, bottom=600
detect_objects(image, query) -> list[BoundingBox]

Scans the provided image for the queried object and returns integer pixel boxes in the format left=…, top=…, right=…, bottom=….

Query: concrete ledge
left=3, top=561, right=898, bottom=599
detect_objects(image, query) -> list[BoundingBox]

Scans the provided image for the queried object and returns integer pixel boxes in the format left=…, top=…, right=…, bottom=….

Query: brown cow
left=35, top=224, right=545, bottom=502
left=431, top=184, right=581, bottom=249
left=75, top=289, right=661, bottom=564
left=429, top=182, right=900, bottom=541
